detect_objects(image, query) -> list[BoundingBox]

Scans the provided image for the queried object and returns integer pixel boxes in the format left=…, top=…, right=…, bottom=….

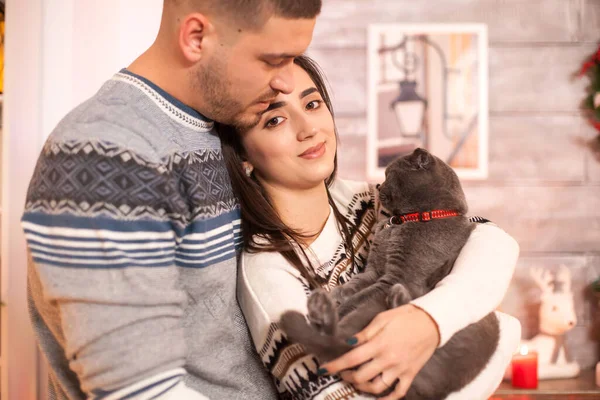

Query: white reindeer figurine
left=520, top=265, right=580, bottom=379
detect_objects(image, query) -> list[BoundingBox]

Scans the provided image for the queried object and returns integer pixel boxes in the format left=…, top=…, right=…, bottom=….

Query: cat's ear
left=412, top=148, right=433, bottom=170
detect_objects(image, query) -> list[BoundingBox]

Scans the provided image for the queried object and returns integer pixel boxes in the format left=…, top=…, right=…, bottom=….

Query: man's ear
left=179, top=13, right=213, bottom=63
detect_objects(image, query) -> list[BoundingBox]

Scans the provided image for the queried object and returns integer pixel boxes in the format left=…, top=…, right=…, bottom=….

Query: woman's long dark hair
left=219, top=55, right=360, bottom=289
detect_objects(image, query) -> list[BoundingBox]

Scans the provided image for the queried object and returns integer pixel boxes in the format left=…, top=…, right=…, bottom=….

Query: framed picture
left=367, top=23, right=489, bottom=180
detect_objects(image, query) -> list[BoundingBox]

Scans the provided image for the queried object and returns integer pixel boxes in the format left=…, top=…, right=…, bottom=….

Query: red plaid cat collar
left=384, top=210, right=461, bottom=228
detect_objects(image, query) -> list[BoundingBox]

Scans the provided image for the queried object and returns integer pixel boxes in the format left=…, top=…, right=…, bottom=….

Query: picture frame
left=367, top=23, right=489, bottom=180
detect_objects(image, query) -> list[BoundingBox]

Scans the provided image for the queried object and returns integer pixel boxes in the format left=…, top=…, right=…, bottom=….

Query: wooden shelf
left=491, top=369, right=599, bottom=399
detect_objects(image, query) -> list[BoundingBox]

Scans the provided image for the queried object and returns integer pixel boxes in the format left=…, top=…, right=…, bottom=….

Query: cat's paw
left=329, top=286, right=346, bottom=307
left=387, top=284, right=412, bottom=308
left=308, top=289, right=338, bottom=336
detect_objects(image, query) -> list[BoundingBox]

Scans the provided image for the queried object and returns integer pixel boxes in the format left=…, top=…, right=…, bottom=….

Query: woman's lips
left=299, top=142, right=326, bottom=159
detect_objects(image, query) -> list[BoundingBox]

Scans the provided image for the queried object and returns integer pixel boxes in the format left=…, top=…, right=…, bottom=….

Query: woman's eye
left=306, top=100, right=322, bottom=110
left=265, top=116, right=285, bottom=128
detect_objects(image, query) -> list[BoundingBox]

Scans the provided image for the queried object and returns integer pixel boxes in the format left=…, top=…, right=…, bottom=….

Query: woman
left=219, top=55, right=521, bottom=400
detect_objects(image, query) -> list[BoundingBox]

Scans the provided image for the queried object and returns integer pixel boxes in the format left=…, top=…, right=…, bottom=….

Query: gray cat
left=280, top=148, right=499, bottom=400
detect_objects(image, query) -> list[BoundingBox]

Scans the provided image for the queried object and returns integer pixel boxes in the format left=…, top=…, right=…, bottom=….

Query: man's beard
left=231, top=109, right=263, bottom=132
left=195, top=63, right=267, bottom=131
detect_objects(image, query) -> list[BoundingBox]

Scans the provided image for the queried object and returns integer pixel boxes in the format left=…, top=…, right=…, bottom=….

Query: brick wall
left=308, top=0, right=600, bottom=370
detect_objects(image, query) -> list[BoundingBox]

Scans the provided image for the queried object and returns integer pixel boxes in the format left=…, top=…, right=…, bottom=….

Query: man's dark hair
left=263, top=0, right=322, bottom=19
left=187, top=0, right=322, bottom=29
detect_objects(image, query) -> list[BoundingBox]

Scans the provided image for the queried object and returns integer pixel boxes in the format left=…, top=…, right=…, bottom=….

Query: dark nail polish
left=317, top=368, right=328, bottom=375
left=347, top=337, right=358, bottom=346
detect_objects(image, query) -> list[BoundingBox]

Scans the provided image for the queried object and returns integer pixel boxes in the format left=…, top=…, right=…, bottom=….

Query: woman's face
left=241, top=64, right=336, bottom=191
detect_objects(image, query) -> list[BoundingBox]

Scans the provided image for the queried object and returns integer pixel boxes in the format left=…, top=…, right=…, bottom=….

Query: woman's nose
left=297, top=125, right=318, bottom=141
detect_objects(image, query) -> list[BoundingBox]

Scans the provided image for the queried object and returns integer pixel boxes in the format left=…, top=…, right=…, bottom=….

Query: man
left=23, top=1, right=320, bottom=398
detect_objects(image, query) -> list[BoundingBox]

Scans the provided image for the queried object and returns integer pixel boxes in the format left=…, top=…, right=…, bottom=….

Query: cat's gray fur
left=280, top=148, right=499, bottom=400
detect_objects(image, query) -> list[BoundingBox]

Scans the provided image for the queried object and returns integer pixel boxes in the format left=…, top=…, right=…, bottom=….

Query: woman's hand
left=319, top=304, right=440, bottom=400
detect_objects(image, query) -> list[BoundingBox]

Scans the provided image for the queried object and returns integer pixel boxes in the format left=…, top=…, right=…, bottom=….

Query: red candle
left=511, top=345, right=538, bottom=389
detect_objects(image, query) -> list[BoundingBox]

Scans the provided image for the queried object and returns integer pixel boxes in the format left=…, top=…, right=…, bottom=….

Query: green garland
left=580, top=47, right=600, bottom=292
left=580, top=44, right=600, bottom=132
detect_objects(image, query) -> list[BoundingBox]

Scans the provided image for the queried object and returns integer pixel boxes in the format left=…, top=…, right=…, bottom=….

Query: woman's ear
left=242, top=162, right=254, bottom=178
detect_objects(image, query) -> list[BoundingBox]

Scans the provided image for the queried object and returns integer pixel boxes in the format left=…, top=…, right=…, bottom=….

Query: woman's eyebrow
left=262, top=101, right=286, bottom=114
left=260, top=88, right=319, bottom=115
left=300, top=87, right=318, bottom=99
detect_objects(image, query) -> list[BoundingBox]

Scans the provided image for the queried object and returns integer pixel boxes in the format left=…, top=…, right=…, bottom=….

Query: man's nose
left=270, top=65, right=295, bottom=95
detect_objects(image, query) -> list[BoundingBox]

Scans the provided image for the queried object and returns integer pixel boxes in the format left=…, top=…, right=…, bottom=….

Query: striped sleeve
left=89, top=369, right=208, bottom=400
left=22, top=140, right=207, bottom=399
left=22, top=213, right=176, bottom=269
